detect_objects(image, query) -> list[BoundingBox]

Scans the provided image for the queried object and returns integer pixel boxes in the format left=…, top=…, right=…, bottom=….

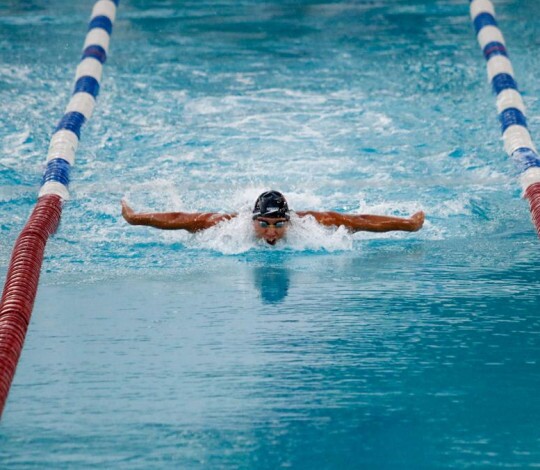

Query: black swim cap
left=252, top=190, right=290, bottom=219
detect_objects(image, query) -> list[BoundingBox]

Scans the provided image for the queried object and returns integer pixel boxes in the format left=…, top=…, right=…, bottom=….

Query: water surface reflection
left=253, top=265, right=290, bottom=304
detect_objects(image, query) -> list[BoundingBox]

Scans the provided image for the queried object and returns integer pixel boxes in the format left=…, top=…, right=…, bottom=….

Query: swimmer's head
left=252, top=190, right=290, bottom=220
left=252, top=190, right=290, bottom=245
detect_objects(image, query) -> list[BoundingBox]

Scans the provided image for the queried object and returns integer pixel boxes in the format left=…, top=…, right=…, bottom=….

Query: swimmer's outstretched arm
left=296, top=210, right=425, bottom=233
left=121, top=200, right=235, bottom=232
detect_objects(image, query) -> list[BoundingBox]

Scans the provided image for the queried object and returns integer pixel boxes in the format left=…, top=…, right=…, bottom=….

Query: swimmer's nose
left=264, top=230, right=277, bottom=241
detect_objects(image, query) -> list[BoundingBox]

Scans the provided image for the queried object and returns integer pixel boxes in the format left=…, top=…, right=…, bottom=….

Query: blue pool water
left=1, top=0, right=540, bottom=467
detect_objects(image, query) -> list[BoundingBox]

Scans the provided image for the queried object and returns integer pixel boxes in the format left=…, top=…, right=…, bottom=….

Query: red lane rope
left=0, top=194, right=62, bottom=417
left=525, top=182, right=540, bottom=237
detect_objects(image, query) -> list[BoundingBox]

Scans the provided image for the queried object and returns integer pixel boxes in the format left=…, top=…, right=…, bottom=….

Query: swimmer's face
left=252, top=217, right=289, bottom=245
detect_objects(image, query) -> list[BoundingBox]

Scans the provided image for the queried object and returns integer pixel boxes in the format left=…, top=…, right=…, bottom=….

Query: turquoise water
left=1, top=0, right=540, bottom=467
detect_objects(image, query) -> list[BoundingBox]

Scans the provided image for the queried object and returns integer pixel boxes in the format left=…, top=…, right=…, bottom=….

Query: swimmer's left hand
left=409, top=211, right=425, bottom=232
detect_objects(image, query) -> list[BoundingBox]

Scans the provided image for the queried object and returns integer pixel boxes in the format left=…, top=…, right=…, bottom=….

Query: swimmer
left=121, top=190, right=425, bottom=246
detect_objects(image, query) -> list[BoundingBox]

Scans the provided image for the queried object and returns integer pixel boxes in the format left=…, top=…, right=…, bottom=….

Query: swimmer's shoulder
left=294, top=210, right=338, bottom=225
left=189, top=212, right=237, bottom=230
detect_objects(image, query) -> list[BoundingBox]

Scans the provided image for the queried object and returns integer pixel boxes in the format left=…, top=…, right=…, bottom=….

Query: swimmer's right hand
left=121, top=200, right=137, bottom=224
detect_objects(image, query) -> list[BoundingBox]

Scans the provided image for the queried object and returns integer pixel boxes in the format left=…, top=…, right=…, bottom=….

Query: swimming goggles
left=257, top=220, right=287, bottom=228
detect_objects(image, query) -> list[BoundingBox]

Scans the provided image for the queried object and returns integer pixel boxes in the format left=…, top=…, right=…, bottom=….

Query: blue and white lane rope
left=39, top=0, right=119, bottom=201
left=470, top=0, right=540, bottom=235
left=0, top=0, right=118, bottom=418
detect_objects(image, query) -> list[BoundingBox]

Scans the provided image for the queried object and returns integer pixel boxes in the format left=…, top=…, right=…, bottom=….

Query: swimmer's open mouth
left=266, top=239, right=277, bottom=246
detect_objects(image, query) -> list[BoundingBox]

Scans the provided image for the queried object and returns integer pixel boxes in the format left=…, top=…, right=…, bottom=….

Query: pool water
left=1, top=0, right=540, bottom=467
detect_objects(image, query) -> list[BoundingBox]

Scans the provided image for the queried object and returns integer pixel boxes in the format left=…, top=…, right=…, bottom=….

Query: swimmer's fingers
left=410, top=211, right=425, bottom=231
left=121, top=199, right=129, bottom=214
left=121, top=199, right=135, bottom=221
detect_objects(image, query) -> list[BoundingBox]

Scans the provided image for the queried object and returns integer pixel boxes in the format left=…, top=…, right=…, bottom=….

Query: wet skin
left=252, top=217, right=289, bottom=245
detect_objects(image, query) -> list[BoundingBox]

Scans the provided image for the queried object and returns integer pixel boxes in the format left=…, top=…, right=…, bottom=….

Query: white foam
left=190, top=210, right=258, bottom=255
left=285, top=213, right=354, bottom=252
left=175, top=210, right=354, bottom=255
